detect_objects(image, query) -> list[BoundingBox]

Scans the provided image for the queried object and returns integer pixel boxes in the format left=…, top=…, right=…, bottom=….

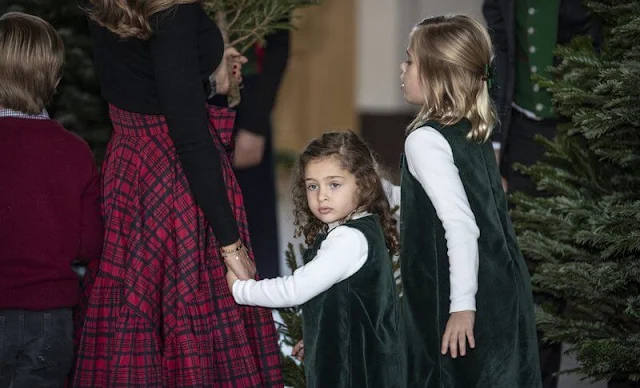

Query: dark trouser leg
left=235, top=125, right=281, bottom=279
left=0, top=311, right=17, bottom=388
left=609, top=379, right=640, bottom=388
left=504, top=111, right=562, bottom=388
left=0, top=308, right=74, bottom=388
left=504, top=112, right=557, bottom=197
left=536, top=341, right=562, bottom=388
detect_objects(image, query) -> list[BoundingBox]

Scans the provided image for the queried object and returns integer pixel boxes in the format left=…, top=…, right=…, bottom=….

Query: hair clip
left=482, top=63, right=494, bottom=89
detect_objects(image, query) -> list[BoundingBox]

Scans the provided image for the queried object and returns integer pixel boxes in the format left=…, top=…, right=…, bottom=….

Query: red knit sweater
left=0, top=117, right=103, bottom=310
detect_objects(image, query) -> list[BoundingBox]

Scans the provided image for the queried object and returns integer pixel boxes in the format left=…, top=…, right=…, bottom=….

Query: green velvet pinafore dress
left=400, top=120, right=541, bottom=388
left=302, top=215, right=406, bottom=387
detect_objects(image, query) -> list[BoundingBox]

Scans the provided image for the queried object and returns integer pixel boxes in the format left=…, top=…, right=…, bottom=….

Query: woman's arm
left=77, top=147, right=103, bottom=262
left=150, top=4, right=240, bottom=246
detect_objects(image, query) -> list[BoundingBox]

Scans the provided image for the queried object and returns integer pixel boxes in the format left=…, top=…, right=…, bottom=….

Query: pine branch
left=276, top=243, right=306, bottom=386
left=203, top=0, right=321, bottom=53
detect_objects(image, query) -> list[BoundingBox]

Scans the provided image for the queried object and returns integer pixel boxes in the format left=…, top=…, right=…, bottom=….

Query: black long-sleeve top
left=88, top=3, right=239, bottom=245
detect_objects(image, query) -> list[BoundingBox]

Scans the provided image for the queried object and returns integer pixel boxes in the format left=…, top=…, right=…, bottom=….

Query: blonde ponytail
left=467, top=78, right=497, bottom=142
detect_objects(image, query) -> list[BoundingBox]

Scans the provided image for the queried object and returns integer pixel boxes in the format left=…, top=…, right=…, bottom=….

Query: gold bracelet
left=221, top=245, right=247, bottom=261
left=220, top=243, right=244, bottom=256
left=222, top=251, right=245, bottom=262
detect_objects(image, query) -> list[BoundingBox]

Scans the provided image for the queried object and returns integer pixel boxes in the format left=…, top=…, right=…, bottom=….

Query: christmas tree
left=510, top=0, right=640, bottom=384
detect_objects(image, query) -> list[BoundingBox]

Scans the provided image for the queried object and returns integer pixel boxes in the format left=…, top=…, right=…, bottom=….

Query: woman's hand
left=213, top=47, right=247, bottom=95
left=233, top=129, right=266, bottom=169
left=441, top=310, right=476, bottom=358
left=221, top=240, right=256, bottom=280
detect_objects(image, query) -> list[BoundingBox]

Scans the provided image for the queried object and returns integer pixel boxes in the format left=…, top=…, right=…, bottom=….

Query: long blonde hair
left=407, top=15, right=497, bottom=142
left=84, top=0, right=197, bottom=40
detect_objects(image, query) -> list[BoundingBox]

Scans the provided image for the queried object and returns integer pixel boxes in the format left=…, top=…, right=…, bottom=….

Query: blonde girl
left=399, top=15, right=541, bottom=388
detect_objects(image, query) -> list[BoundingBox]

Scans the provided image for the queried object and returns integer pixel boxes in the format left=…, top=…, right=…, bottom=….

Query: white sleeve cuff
left=450, top=297, right=477, bottom=313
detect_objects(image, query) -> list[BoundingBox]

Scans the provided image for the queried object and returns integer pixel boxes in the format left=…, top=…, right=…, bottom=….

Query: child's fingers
left=225, top=271, right=238, bottom=292
left=449, top=330, right=459, bottom=358
left=441, top=327, right=452, bottom=355
left=467, top=327, right=476, bottom=349
left=292, top=340, right=305, bottom=360
left=458, top=330, right=467, bottom=356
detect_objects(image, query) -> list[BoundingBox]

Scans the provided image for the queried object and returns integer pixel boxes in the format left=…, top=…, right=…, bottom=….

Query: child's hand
left=226, top=266, right=239, bottom=294
left=441, top=310, right=475, bottom=358
left=292, top=339, right=305, bottom=361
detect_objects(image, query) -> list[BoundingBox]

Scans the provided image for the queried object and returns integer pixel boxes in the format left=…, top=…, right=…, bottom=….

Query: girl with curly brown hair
left=227, top=131, right=406, bottom=387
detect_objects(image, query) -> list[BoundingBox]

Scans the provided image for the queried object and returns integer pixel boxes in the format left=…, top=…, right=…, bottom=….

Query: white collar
left=327, top=211, right=371, bottom=231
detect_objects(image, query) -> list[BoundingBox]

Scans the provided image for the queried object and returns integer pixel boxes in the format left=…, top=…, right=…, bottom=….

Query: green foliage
left=202, top=0, right=321, bottom=53
left=277, top=243, right=307, bottom=387
left=511, top=0, right=640, bottom=382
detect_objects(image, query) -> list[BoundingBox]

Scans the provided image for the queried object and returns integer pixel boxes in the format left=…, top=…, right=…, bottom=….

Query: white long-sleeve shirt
left=232, top=214, right=370, bottom=308
left=405, top=126, right=480, bottom=313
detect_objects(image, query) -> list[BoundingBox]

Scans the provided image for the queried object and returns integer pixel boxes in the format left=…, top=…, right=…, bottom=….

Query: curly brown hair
left=84, top=0, right=197, bottom=40
left=292, top=131, right=400, bottom=256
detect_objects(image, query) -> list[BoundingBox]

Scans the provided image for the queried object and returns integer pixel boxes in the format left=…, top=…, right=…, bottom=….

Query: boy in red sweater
left=0, top=12, right=103, bottom=387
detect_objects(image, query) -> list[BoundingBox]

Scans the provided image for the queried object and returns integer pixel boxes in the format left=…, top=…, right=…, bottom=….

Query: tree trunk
left=216, top=10, right=241, bottom=108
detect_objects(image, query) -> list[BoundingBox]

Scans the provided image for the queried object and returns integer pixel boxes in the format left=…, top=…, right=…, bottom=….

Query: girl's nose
left=318, top=187, right=329, bottom=201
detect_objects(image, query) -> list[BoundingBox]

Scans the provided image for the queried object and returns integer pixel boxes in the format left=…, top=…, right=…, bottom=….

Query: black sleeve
left=234, top=27, right=291, bottom=136
left=483, top=0, right=509, bottom=143
left=150, top=4, right=239, bottom=246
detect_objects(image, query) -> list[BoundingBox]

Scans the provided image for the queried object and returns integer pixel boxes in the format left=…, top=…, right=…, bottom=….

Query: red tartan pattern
left=72, top=104, right=283, bottom=387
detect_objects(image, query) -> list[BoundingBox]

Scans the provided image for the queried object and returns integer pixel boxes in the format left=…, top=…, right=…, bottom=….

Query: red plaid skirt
left=72, top=105, right=283, bottom=387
